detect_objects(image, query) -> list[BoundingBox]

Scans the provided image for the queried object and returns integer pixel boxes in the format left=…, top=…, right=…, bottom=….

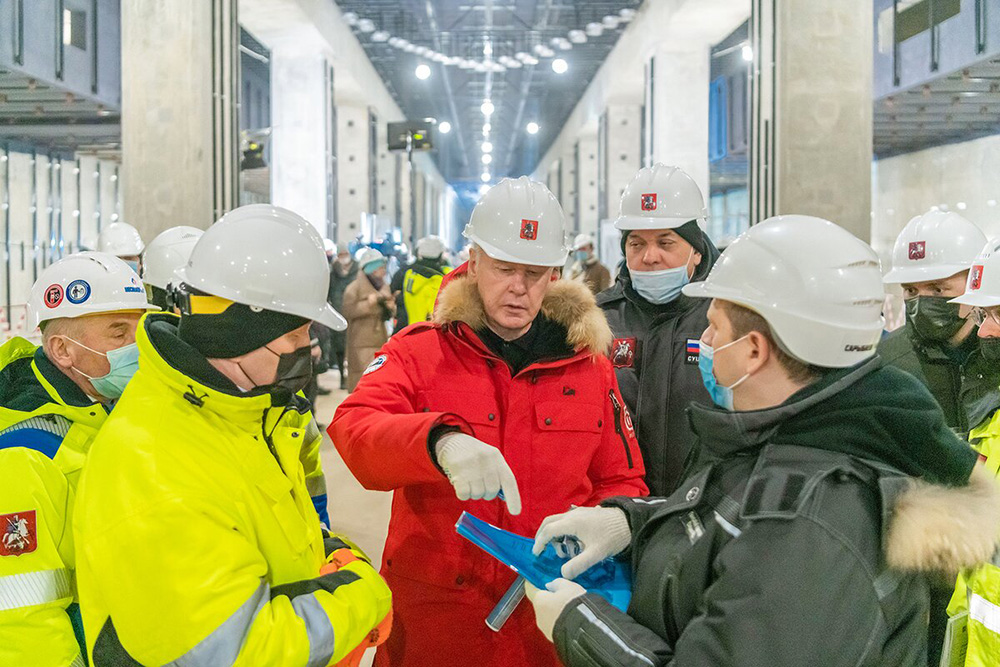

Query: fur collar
left=433, top=275, right=612, bottom=355
left=887, top=463, right=1000, bottom=575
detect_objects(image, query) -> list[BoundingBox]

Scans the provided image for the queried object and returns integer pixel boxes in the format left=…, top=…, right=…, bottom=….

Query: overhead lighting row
left=342, top=7, right=637, bottom=74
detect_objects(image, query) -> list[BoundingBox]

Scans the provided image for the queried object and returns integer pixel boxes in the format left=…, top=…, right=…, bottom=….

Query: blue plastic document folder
left=455, top=511, right=632, bottom=612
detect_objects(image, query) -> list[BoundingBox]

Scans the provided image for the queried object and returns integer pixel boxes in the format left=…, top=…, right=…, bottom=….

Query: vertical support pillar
left=651, top=46, right=711, bottom=199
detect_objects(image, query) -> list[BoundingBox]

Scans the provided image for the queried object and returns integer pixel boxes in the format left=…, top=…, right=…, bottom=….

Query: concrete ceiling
left=333, top=0, right=644, bottom=187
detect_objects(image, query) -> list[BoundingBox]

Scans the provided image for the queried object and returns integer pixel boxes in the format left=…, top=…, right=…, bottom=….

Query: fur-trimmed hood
left=888, top=463, right=1000, bottom=575
left=433, top=274, right=613, bottom=355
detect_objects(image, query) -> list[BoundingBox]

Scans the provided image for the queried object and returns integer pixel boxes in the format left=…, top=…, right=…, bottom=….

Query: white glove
left=533, top=506, right=631, bottom=580
left=525, top=578, right=587, bottom=642
left=435, top=432, right=522, bottom=515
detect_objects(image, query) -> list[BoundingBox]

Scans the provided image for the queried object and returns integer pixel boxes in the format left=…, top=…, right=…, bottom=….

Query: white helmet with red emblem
left=950, top=238, right=1000, bottom=308
left=615, top=164, right=707, bottom=231
left=883, top=210, right=986, bottom=284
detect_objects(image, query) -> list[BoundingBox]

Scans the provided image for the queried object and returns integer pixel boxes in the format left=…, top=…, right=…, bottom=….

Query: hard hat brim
left=883, top=264, right=971, bottom=285
left=472, top=235, right=568, bottom=268
left=949, top=292, right=1000, bottom=307
left=614, top=214, right=702, bottom=231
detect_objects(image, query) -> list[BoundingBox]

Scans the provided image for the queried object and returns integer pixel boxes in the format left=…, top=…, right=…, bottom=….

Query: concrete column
left=577, top=135, right=600, bottom=239
left=604, top=104, right=642, bottom=220
left=120, top=0, right=238, bottom=237
left=336, top=104, right=371, bottom=241
left=560, top=149, right=577, bottom=225
left=750, top=0, right=873, bottom=239
left=376, top=125, right=397, bottom=224
left=269, top=47, right=329, bottom=236
left=651, top=46, right=711, bottom=199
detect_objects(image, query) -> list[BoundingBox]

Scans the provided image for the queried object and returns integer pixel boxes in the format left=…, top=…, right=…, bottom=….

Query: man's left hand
left=525, top=578, right=587, bottom=642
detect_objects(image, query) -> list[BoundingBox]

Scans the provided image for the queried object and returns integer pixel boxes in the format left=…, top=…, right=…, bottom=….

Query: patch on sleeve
left=611, top=337, right=637, bottom=368
left=685, top=339, right=701, bottom=365
left=1, top=511, right=37, bottom=557
left=363, top=354, right=388, bottom=376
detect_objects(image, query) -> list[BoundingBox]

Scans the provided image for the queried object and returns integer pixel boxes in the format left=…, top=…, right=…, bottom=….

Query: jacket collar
left=32, top=346, right=98, bottom=409
left=137, top=312, right=274, bottom=424
left=433, top=273, right=612, bottom=355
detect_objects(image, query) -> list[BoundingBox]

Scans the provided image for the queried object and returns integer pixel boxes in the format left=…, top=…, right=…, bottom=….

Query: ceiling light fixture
left=552, top=58, right=569, bottom=74
left=482, top=154, right=493, bottom=165
left=482, top=141, right=494, bottom=153
left=439, top=121, right=451, bottom=134
left=415, top=64, right=431, bottom=80
left=585, top=22, right=604, bottom=37
left=357, top=18, right=375, bottom=32
left=741, top=45, right=753, bottom=61
left=371, top=31, right=390, bottom=42
left=481, top=100, right=495, bottom=116
left=526, top=122, right=540, bottom=134
left=481, top=172, right=491, bottom=183
left=483, top=123, right=492, bottom=134
left=568, top=30, right=587, bottom=44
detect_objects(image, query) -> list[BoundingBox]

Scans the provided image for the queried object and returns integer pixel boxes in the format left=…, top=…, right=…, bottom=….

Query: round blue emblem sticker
left=66, top=280, right=92, bottom=305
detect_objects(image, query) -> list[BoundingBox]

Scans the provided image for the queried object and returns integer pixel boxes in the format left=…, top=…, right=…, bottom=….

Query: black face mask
left=980, top=337, right=1000, bottom=362
left=905, top=296, right=967, bottom=344
left=267, top=345, right=314, bottom=395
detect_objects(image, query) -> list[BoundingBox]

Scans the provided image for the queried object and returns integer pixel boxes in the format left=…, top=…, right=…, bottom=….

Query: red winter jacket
left=330, top=275, right=647, bottom=667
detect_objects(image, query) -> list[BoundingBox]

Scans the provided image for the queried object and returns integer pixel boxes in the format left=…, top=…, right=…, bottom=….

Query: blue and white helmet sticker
left=363, top=354, right=388, bottom=376
left=123, top=276, right=143, bottom=294
left=66, top=280, right=91, bottom=304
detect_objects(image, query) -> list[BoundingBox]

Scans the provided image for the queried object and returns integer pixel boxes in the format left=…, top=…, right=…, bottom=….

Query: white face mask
left=630, top=249, right=693, bottom=305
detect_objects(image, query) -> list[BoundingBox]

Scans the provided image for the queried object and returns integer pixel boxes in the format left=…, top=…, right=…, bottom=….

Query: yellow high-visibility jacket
left=0, top=337, right=108, bottom=667
left=947, top=411, right=1000, bottom=666
left=74, top=313, right=390, bottom=665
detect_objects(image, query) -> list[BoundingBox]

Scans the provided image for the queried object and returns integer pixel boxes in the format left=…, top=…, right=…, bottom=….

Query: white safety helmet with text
left=176, top=204, right=347, bottom=331
left=615, top=164, right=707, bottom=231
left=682, top=215, right=885, bottom=368
left=142, top=226, right=203, bottom=290
left=883, top=210, right=986, bottom=284
left=97, top=222, right=145, bottom=257
left=950, top=238, right=1000, bottom=308
left=463, top=176, right=569, bottom=267
left=28, top=251, right=158, bottom=328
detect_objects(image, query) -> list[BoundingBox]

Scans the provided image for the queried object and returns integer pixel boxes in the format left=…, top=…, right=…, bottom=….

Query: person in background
left=141, top=226, right=203, bottom=310
left=390, top=235, right=452, bottom=334
left=330, top=177, right=646, bottom=667
left=567, top=233, right=611, bottom=294
left=328, top=241, right=358, bottom=390
left=879, top=210, right=996, bottom=434
left=597, top=164, right=720, bottom=496
left=73, top=205, right=391, bottom=666
left=97, top=221, right=145, bottom=274
left=527, top=216, right=999, bottom=667
left=0, top=252, right=156, bottom=667
left=342, top=248, right=395, bottom=391
left=945, top=237, right=1000, bottom=665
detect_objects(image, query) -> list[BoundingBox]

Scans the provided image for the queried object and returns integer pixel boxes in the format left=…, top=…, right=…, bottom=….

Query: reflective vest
left=402, top=265, right=451, bottom=325
left=946, top=412, right=1000, bottom=666
left=74, top=313, right=390, bottom=665
left=0, top=337, right=107, bottom=667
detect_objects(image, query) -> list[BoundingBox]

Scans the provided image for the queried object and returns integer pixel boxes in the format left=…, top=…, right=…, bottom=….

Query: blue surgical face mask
left=125, top=260, right=140, bottom=274
left=697, top=335, right=750, bottom=410
left=64, top=338, right=140, bottom=400
left=574, top=250, right=589, bottom=262
left=630, top=249, right=694, bottom=305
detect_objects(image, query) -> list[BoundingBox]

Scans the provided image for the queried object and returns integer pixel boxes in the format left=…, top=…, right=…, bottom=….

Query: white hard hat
left=950, top=238, right=1000, bottom=307
left=97, top=222, right=145, bottom=257
left=463, top=176, right=568, bottom=267
left=683, top=215, right=885, bottom=368
left=142, top=226, right=203, bottom=290
left=28, top=252, right=158, bottom=329
left=416, top=235, right=447, bottom=259
left=883, top=210, right=986, bottom=284
left=615, top=164, right=707, bottom=231
left=572, top=233, right=594, bottom=250
left=176, top=204, right=347, bottom=331
left=358, top=248, right=387, bottom=269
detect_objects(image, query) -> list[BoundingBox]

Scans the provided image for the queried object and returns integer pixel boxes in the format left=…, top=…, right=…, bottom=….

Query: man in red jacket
left=330, top=176, right=647, bottom=667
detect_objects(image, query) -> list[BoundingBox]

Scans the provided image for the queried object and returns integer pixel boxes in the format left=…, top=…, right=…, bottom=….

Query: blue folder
left=455, top=511, right=632, bottom=612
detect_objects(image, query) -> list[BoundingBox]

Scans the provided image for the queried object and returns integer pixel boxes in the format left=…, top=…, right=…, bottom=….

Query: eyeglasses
left=970, top=306, right=1000, bottom=327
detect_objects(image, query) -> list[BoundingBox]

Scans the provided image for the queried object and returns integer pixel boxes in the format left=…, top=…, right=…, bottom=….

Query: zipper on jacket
left=608, top=389, right=634, bottom=469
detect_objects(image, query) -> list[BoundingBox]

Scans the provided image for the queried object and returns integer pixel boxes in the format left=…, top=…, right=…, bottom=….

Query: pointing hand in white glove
left=525, top=578, right=587, bottom=642
left=435, top=432, right=521, bottom=515
left=533, top=506, right=631, bottom=580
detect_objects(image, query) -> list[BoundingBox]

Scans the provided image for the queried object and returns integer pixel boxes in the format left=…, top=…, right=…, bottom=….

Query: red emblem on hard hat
left=640, top=193, right=657, bottom=212
left=520, top=219, right=539, bottom=241
left=971, top=265, right=985, bottom=290
left=44, top=284, right=64, bottom=309
left=1, top=511, right=37, bottom=557
left=611, top=337, right=636, bottom=368
left=908, top=241, right=926, bottom=261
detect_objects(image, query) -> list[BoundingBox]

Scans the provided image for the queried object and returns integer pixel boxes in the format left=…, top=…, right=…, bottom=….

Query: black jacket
left=878, top=326, right=1000, bottom=434
left=596, top=244, right=719, bottom=496
left=551, top=358, right=995, bottom=667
